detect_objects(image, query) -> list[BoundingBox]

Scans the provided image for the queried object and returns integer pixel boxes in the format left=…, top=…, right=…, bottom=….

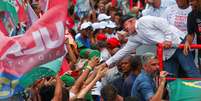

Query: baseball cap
left=98, top=13, right=111, bottom=21
left=106, top=21, right=116, bottom=28
left=61, top=74, right=75, bottom=87
left=92, top=22, right=106, bottom=30
left=107, top=38, right=121, bottom=49
left=96, top=33, right=107, bottom=41
left=80, top=48, right=101, bottom=59
left=121, top=14, right=135, bottom=24
left=80, top=22, right=92, bottom=30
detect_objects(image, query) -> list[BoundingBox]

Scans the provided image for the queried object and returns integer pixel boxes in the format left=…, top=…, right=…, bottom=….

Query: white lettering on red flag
left=0, top=4, right=67, bottom=76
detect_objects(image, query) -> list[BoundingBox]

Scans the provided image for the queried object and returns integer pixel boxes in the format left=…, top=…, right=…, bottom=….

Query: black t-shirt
left=187, top=10, right=201, bottom=56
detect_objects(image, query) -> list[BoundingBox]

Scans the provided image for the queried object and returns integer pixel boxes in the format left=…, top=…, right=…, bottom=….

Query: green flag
left=19, top=58, right=62, bottom=88
left=0, top=1, right=19, bottom=26
left=168, top=79, right=201, bottom=101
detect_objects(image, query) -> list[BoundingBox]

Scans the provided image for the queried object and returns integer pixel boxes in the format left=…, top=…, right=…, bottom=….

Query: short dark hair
left=39, top=85, right=55, bottom=101
left=101, top=84, right=118, bottom=101
left=121, top=14, right=135, bottom=24
left=39, top=84, right=69, bottom=101
left=130, top=55, right=142, bottom=70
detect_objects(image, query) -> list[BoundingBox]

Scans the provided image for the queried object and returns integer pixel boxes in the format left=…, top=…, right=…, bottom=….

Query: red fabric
left=48, top=0, right=68, bottom=9
left=16, top=0, right=28, bottom=23
left=0, top=19, right=8, bottom=36
left=129, top=0, right=133, bottom=10
left=112, top=0, right=117, bottom=7
left=72, top=0, right=77, bottom=5
left=66, top=16, right=74, bottom=29
left=59, top=58, right=70, bottom=76
left=107, top=37, right=121, bottom=49
left=0, top=3, right=67, bottom=76
left=96, top=33, right=107, bottom=41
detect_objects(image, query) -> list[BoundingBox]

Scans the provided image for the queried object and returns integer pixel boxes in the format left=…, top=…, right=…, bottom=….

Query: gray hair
left=141, top=52, right=157, bottom=65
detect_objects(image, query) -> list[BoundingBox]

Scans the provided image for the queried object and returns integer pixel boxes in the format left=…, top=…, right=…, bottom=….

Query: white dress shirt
left=106, top=16, right=186, bottom=66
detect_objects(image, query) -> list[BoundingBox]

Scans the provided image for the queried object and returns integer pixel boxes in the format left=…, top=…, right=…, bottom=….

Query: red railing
left=157, top=43, right=201, bottom=80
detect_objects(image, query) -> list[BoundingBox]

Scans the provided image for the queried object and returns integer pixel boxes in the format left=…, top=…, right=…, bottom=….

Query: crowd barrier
left=157, top=43, right=201, bottom=80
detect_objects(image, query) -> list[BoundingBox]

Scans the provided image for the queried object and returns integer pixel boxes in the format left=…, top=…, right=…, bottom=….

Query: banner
left=168, top=79, right=201, bottom=101
left=0, top=3, right=67, bottom=99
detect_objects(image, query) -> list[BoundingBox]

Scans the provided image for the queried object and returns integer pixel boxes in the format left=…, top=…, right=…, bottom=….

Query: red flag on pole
left=0, top=19, right=9, bottom=36
left=16, top=0, right=28, bottom=23
left=59, top=58, right=70, bottom=76
left=48, top=0, right=68, bottom=9
left=0, top=3, right=68, bottom=76
left=112, top=0, right=117, bottom=7
left=129, top=0, right=133, bottom=10
left=72, top=0, right=77, bottom=5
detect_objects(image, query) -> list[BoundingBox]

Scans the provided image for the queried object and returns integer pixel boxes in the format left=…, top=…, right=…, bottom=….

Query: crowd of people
left=2, top=0, right=201, bottom=101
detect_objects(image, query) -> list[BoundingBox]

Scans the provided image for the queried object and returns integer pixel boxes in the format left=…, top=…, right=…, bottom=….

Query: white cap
left=105, top=20, right=116, bottom=28
left=80, top=21, right=92, bottom=30
left=92, top=22, right=106, bottom=30
left=99, top=21, right=108, bottom=28
left=97, top=13, right=111, bottom=21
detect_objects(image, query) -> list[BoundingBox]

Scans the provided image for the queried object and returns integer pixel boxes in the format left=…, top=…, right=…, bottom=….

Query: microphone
left=155, top=70, right=176, bottom=77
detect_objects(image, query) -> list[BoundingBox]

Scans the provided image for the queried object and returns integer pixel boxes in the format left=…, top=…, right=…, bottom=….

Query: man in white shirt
left=142, top=0, right=175, bottom=17
left=101, top=15, right=201, bottom=78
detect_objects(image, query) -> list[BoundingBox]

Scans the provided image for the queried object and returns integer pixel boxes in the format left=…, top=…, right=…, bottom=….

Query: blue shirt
left=112, top=73, right=137, bottom=97
left=75, top=33, right=91, bottom=48
left=122, top=73, right=137, bottom=97
left=131, top=70, right=156, bottom=101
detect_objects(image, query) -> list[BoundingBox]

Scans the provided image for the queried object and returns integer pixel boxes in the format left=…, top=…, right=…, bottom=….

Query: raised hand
left=88, top=56, right=100, bottom=68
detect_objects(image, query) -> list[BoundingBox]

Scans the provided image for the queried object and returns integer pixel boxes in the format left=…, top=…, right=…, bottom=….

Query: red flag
left=66, top=16, right=74, bottom=29
left=0, top=3, right=68, bottom=76
left=59, top=58, right=70, bottom=76
left=112, top=0, right=117, bottom=7
left=72, top=0, right=77, bottom=5
left=16, top=0, right=28, bottom=23
left=0, top=19, right=9, bottom=36
left=129, top=0, right=133, bottom=10
left=48, top=0, right=68, bottom=9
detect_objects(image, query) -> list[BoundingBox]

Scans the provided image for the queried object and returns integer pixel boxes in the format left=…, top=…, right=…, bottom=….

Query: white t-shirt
left=100, top=48, right=111, bottom=62
left=161, top=4, right=191, bottom=34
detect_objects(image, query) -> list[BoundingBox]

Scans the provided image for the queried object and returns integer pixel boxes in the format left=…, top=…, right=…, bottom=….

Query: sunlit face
left=144, top=58, right=159, bottom=74
left=123, top=19, right=136, bottom=34
left=114, top=15, right=120, bottom=25
left=118, top=57, right=131, bottom=74
left=98, top=3, right=105, bottom=13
